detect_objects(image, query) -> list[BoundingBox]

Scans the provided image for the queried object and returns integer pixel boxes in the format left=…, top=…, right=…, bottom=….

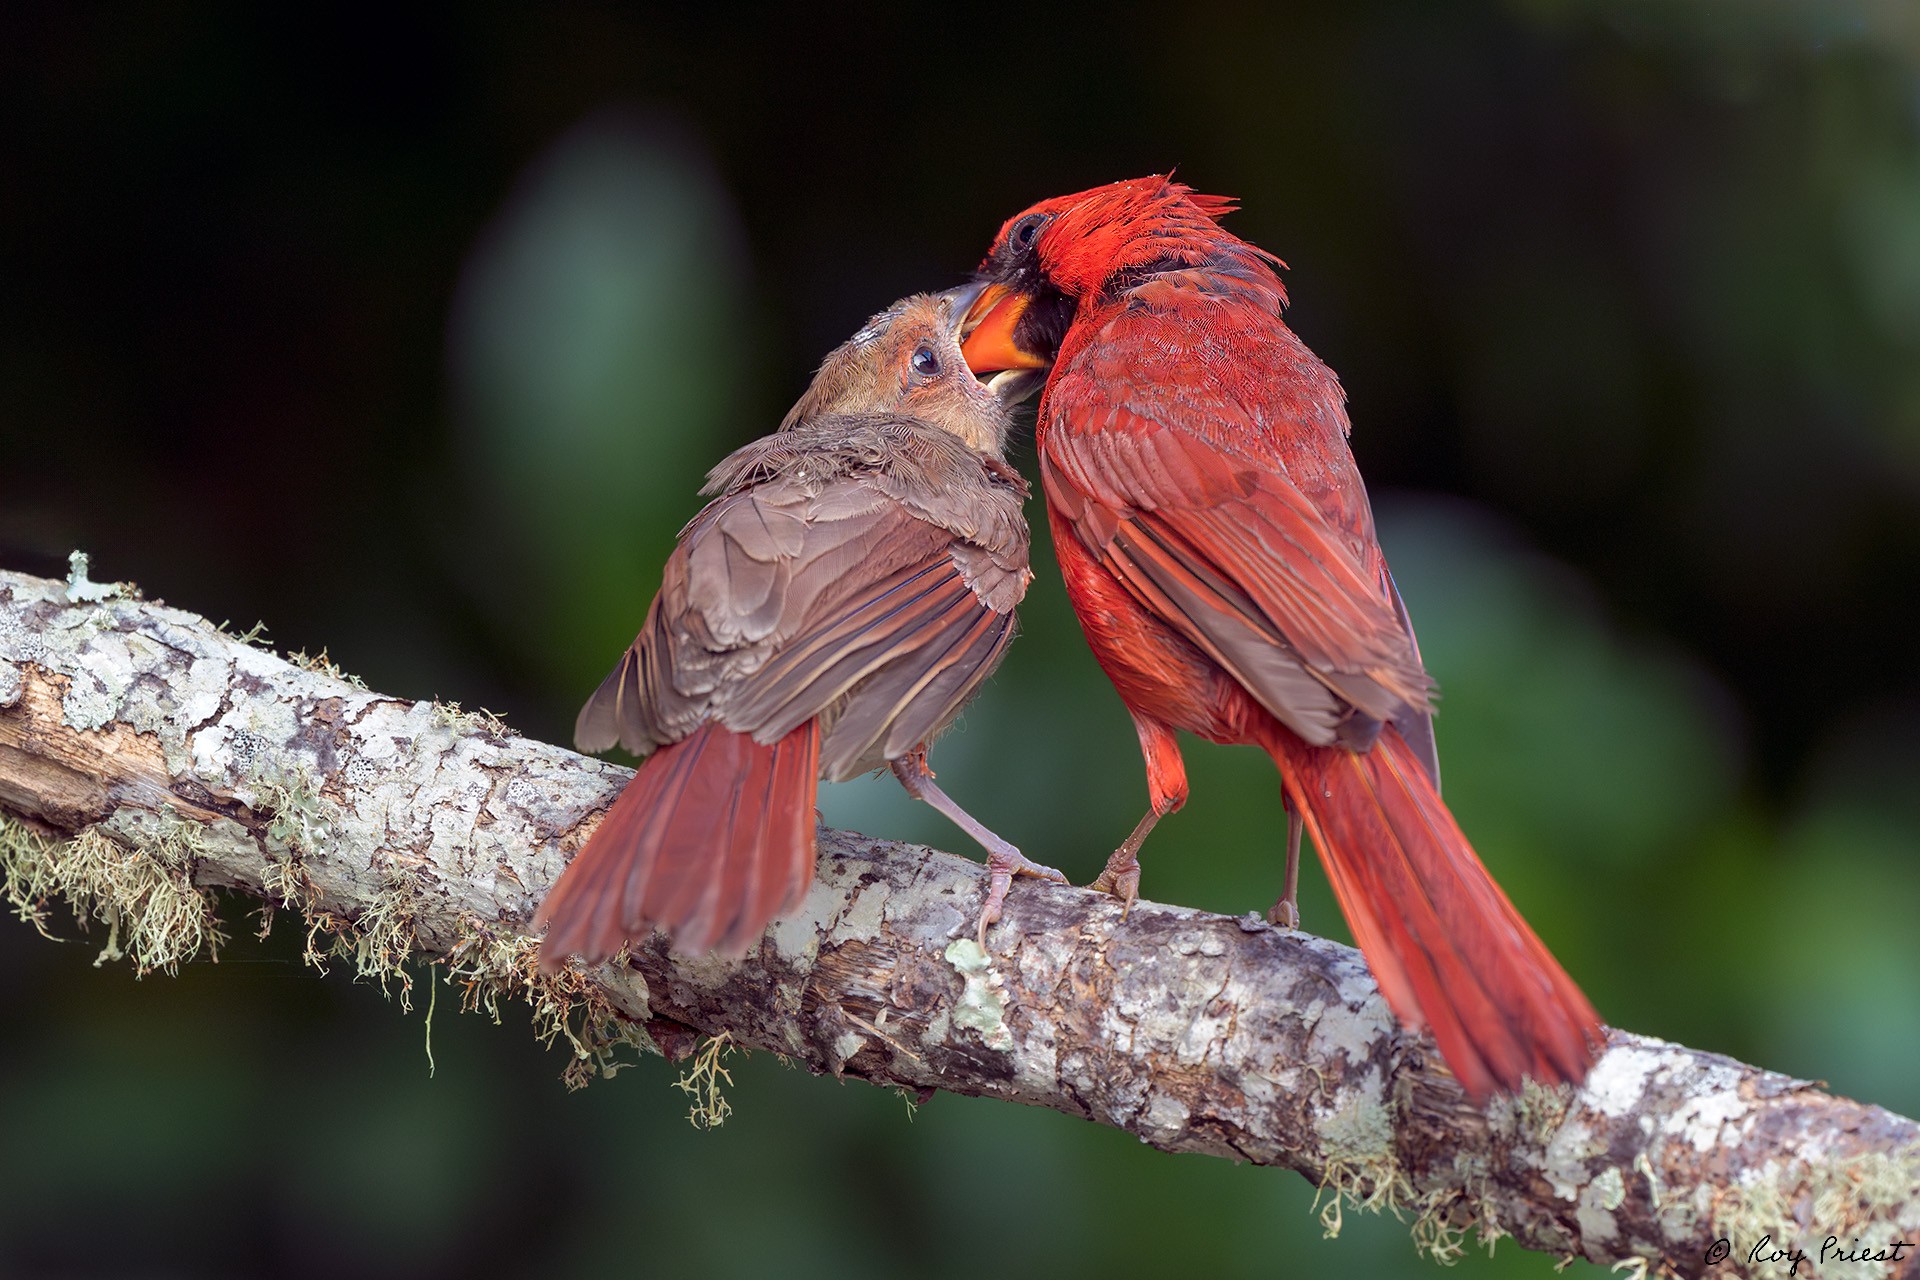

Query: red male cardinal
left=537, top=291, right=1063, bottom=971
left=959, top=178, right=1601, bottom=1097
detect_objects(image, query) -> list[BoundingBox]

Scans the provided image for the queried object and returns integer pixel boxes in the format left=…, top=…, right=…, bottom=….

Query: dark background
left=4, top=4, right=1918, bottom=1278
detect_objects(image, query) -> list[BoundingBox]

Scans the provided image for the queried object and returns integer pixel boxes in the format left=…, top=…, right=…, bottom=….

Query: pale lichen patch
left=1139, top=1091, right=1192, bottom=1141
left=834, top=880, right=891, bottom=942
left=766, top=867, right=867, bottom=964
left=124, top=654, right=229, bottom=751
left=1582, top=1044, right=1675, bottom=1118
left=1543, top=1115, right=1608, bottom=1201
left=1318, top=1090, right=1396, bottom=1166
left=1576, top=1165, right=1627, bottom=1244
left=0, top=658, right=22, bottom=708
left=829, top=1028, right=867, bottom=1070
left=256, top=767, right=336, bottom=857
left=62, top=667, right=121, bottom=736
left=945, top=938, right=1012, bottom=1051
left=1314, top=1091, right=1412, bottom=1238
left=63, top=551, right=128, bottom=605
left=1507, top=1076, right=1576, bottom=1149
left=1305, top=988, right=1395, bottom=1069
left=660, top=949, right=743, bottom=1000
left=1663, top=1086, right=1749, bottom=1154
left=1169, top=932, right=1228, bottom=958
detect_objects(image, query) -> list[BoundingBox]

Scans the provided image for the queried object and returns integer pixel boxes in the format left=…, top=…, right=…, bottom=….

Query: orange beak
left=960, top=284, right=1050, bottom=374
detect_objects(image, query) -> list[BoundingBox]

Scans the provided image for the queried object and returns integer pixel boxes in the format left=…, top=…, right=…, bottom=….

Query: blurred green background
left=4, top=2, right=1919, bottom=1277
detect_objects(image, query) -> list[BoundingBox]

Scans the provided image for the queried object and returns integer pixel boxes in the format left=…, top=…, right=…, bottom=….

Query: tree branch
left=1, top=562, right=1914, bottom=1278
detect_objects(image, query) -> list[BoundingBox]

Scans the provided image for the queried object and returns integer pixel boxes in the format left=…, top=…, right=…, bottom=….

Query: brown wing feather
left=577, top=416, right=1029, bottom=771
left=817, top=603, right=1016, bottom=780
left=1385, top=570, right=1440, bottom=788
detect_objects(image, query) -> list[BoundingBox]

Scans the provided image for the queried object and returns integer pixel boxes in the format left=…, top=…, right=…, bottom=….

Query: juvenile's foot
left=977, top=847, right=1069, bottom=947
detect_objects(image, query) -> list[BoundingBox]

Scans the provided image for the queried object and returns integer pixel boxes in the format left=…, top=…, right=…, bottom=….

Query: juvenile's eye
left=1009, top=213, right=1047, bottom=251
left=911, top=346, right=940, bottom=377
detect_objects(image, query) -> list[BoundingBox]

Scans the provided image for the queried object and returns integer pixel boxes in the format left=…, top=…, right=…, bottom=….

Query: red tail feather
left=1266, top=726, right=1602, bottom=1097
left=535, top=721, right=821, bottom=970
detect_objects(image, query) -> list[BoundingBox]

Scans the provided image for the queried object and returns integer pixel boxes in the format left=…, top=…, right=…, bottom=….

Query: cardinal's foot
left=1088, top=849, right=1142, bottom=919
left=1266, top=806, right=1304, bottom=928
left=976, top=847, right=1069, bottom=948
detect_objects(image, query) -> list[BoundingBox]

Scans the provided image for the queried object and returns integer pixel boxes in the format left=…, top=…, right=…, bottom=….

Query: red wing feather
left=1043, top=416, right=1431, bottom=741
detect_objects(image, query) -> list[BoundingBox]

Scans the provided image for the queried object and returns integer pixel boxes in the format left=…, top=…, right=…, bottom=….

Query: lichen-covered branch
left=1, top=561, right=1915, bottom=1279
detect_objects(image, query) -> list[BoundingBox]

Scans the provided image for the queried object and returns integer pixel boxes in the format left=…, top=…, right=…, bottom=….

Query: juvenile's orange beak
left=960, top=284, right=1050, bottom=374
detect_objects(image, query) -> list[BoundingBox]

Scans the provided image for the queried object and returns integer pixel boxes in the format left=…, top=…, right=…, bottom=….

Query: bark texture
left=2, top=562, right=1915, bottom=1279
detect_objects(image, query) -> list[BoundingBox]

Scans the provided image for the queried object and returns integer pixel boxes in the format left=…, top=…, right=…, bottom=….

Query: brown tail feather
left=1265, top=725, right=1602, bottom=1098
left=535, top=721, right=820, bottom=971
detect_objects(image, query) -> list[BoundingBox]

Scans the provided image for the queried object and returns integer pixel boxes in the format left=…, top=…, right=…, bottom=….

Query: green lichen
left=1787, top=1144, right=1920, bottom=1280
left=428, top=700, right=508, bottom=737
left=1712, top=1165, right=1796, bottom=1271
left=250, top=758, right=328, bottom=939
left=257, top=767, right=333, bottom=853
left=673, top=1031, right=737, bottom=1130
left=1810, top=1145, right=1920, bottom=1226
left=1707, top=1145, right=1920, bottom=1280
left=214, top=619, right=272, bottom=649
left=299, top=865, right=422, bottom=1008
left=442, top=922, right=656, bottom=1090
left=287, top=647, right=368, bottom=690
left=152, top=736, right=653, bottom=1084
left=1510, top=1076, right=1575, bottom=1147
left=1314, top=1093, right=1414, bottom=1240
left=0, top=817, right=55, bottom=933
left=0, top=810, right=222, bottom=976
left=2, top=803, right=656, bottom=1091
left=1411, top=1150, right=1510, bottom=1265
left=1632, top=1153, right=1665, bottom=1215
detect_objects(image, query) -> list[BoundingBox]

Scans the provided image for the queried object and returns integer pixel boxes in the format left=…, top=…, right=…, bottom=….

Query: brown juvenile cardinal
left=958, top=178, right=1602, bottom=1098
left=535, top=292, right=1064, bottom=971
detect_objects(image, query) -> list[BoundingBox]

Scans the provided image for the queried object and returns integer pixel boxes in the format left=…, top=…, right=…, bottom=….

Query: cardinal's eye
left=1009, top=213, right=1047, bottom=251
left=911, top=346, right=940, bottom=377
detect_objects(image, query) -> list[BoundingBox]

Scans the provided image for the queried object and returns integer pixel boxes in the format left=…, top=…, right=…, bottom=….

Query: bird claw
left=1088, top=850, right=1142, bottom=920
left=1265, top=896, right=1300, bottom=930
left=975, top=847, right=1068, bottom=948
